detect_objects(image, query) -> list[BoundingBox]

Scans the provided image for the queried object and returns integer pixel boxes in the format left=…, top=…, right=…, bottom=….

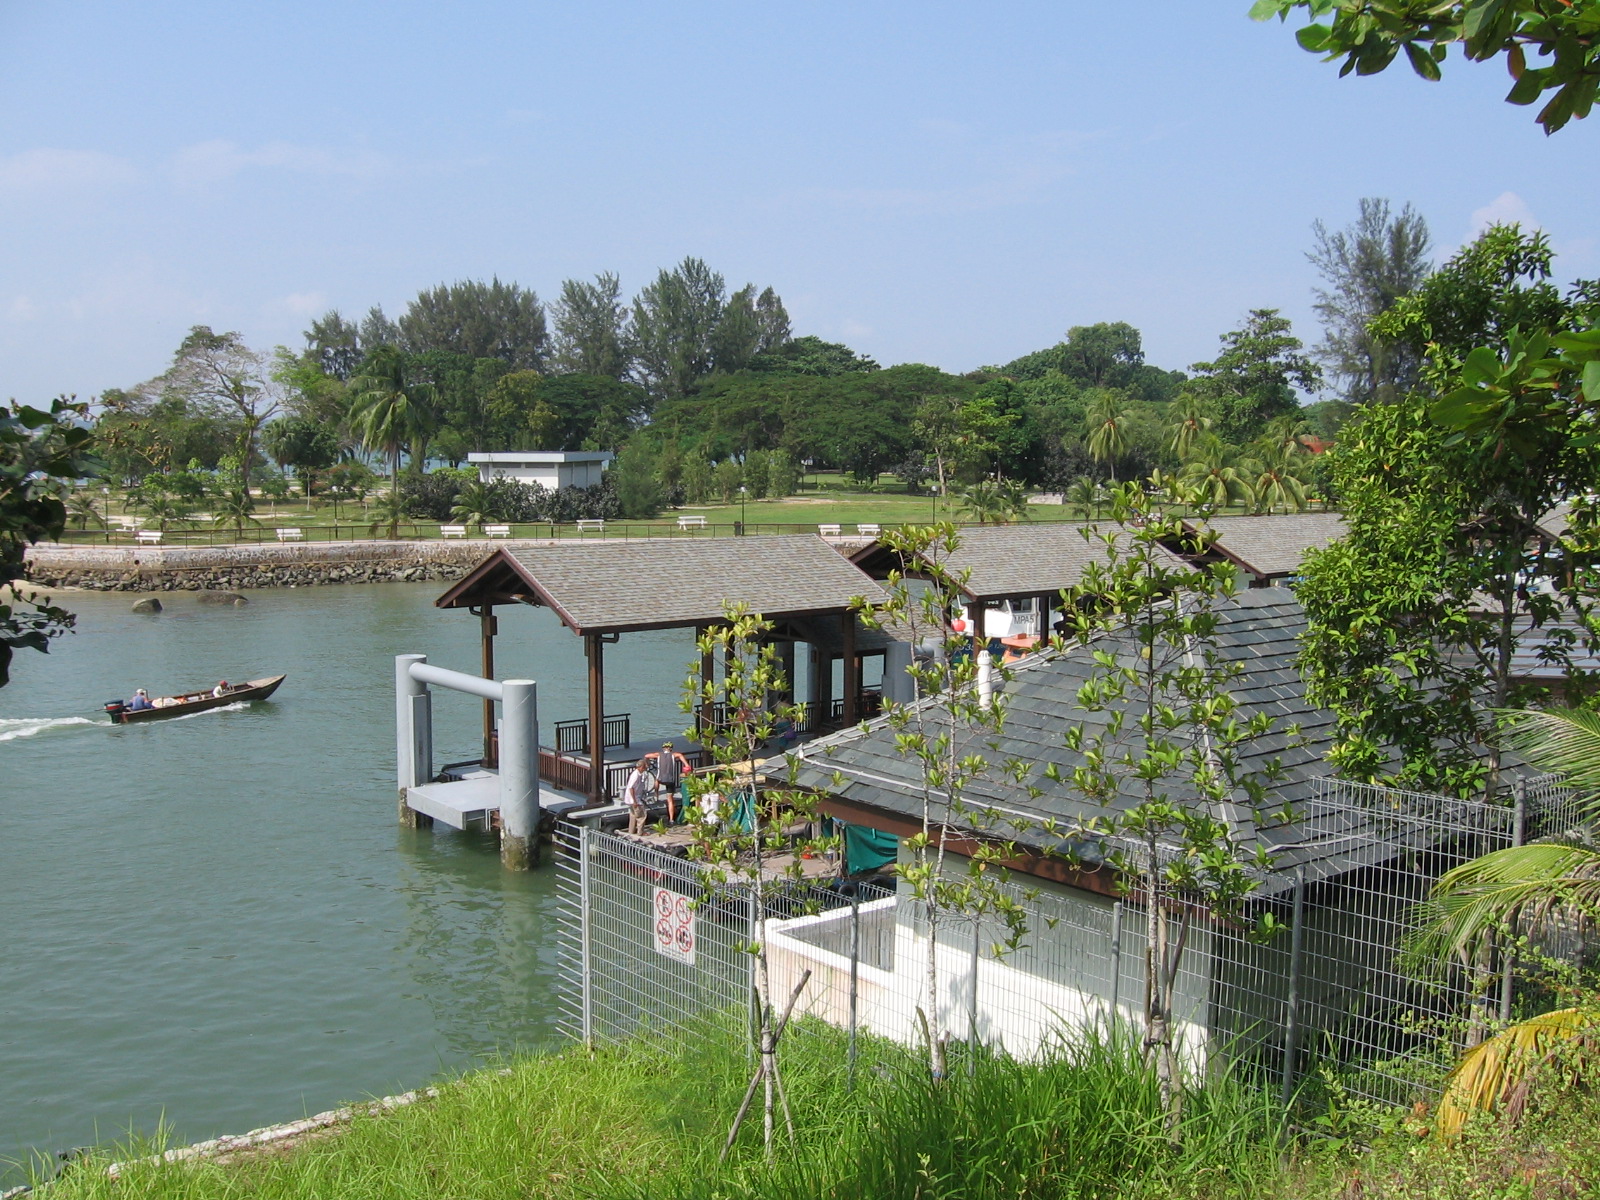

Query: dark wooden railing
left=552, top=713, right=631, bottom=753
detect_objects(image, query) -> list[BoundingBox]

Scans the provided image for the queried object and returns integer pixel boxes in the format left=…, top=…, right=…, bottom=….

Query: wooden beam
left=586, top=633, right=605, bottom=802
left=698, top=624, right=715, bottom=744
left=841, top=610, right=858, bottom=724
left=480, top=606, right=498, bottom=768
left=809, top=793, right=1122, bottom=899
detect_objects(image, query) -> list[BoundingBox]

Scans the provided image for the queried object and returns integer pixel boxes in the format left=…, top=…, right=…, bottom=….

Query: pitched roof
left=783, top=589, right=1376, bottom=892
left=1190, top=512, right=1347, bottom=580
left=435, top=535, right=887, bottom=634
left=851, top=522, right=1187, bottom=600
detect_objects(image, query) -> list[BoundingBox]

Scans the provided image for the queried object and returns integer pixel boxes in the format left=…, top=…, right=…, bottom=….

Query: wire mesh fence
left=555, top=773, right=1587, bottom=1108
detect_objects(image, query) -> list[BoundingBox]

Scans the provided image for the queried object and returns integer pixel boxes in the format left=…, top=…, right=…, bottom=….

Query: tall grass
left=28, top=1021, right=1286, bottom=1200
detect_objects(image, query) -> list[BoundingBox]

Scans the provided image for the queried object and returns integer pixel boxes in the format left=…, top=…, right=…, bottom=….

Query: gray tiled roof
left=885, top=523, right=1188, bottom=600
left=1194, top=512, right=1347, bottom=579
left=787, top=589, right=1365, bottom=890
left=488, top=536, right=887, bottom=633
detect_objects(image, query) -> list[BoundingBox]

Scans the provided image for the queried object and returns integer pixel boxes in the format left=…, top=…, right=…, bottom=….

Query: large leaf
left=1436, top=1007, right=1600, bottom=1140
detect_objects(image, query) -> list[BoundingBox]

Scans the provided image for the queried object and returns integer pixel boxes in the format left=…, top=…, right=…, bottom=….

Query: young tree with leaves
left=1189, top=310, right=1321, bottom=445
left=1061, top=484, right=1287, bottom=1125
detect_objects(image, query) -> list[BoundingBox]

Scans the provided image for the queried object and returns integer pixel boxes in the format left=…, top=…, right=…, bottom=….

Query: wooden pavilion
left=434, top=536, right=892, bottom=802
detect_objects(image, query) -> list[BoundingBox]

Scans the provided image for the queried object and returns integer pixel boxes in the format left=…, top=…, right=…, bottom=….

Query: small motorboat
left=103, top=675, right=286, bottom=723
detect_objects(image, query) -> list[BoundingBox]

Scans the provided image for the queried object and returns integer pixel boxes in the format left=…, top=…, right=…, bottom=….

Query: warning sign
left=652, top=886, right=696, bottom=965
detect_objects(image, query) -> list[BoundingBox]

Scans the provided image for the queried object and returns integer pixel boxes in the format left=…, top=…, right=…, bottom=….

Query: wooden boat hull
left=108, top=675, right=286, bottom=723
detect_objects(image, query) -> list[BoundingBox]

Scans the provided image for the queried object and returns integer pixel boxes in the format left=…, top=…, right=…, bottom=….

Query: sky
left=0, top=2, right=1595, bottom=404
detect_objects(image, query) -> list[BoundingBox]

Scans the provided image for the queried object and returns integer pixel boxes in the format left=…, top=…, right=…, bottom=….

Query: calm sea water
left=0, top=582, right=696, bottom=1183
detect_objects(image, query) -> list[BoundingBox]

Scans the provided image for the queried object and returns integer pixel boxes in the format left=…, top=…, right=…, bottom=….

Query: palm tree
left=1166, top=394, right=1212, bottom=461
left=1084, top=392, right=1129, bottom=484
left=67, top=492, right=108, bottom=532
left=451, top=481, right=507, bottom=529
left=349, top=346, right=435, bottom=538
left=350, top=346, right=436, bottom=481
left=1408, top=707, right=1600, bottom=1137
left=1252, top=444, right=1310, bottom=514
left=1176, top=436, right=1257, bottom=513
left=211, top=489, right=263, bottom=542
left=1065, top=475, right=1103, bottom=520
left=959, top=479, right=1028, bottom=525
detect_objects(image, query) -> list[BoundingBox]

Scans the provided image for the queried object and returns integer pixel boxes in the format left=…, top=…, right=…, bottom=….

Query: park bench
left=483, top=524, right=512, bottom=538
left=576, top=519, right=605, bottom=534
left=439, top=525, right=468, bottom=539
left=112, top=516, right=144, bottom=531
left=677, top=515, right=708, bottom=531
left=276, top=527, right=304, bottom=542
left=818, top=523, right=841, bottom=537
left=857, top=523, right=881, bottom=537
left=135, top=530, right=163, bottom=545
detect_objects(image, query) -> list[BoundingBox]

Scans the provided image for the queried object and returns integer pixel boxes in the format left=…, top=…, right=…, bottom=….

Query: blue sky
left=1, top=2, right=1594, bottom=403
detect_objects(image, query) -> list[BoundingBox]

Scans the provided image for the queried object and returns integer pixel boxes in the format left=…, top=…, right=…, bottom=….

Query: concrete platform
left=404, top=773, right=591, bottom=832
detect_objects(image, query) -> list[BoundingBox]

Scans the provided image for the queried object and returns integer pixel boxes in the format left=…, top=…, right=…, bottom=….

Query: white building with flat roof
left=468, top=451, right=613, bottom=491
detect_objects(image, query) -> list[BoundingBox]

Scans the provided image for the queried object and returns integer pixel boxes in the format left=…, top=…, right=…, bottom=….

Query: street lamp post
left=739, top=485, right=747, bottom=534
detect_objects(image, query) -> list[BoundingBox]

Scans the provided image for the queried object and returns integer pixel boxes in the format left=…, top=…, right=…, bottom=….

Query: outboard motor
left=103, top=699, right=127, bottom=722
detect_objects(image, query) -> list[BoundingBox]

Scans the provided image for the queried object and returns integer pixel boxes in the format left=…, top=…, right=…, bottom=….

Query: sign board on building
left=652, top=886, right=696, bottom=965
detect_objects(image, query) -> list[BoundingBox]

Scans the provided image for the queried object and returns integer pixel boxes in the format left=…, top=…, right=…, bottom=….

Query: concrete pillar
left=395, top=654, right=432, bottom=827
left=499, top=678, right=540, bottom=869
left=882, top=640, right=915, bottom=705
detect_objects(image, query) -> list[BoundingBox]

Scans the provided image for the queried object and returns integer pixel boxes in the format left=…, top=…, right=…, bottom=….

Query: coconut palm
left=959, top=479, right=1028, bottom=526
left=349, top=346, right=436, bottom=538
left=1065, top=475, right=1104, bottom=520
left=67, top=492, right=108, bottom=532
left=1166, top=394, right=1212, bottom=461
left=1176, top=436, right=1257, bottom=513
left=211, top=489, right=263, bottom=541
left=1408, top=707, right=1600, bottom=1137
left=1084, top=391, right=1129, bottom=484
left=1252, top=443, right=1310, bottom=514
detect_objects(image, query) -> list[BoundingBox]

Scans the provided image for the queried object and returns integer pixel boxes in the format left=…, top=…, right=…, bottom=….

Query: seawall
left=21, top=539, right=510, bottom=592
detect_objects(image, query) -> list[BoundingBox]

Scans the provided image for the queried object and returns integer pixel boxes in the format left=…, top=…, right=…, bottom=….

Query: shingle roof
left=784, top=589, right=1373, bottom=892
left=1192, top=512, right=1347, bottom=579
left=436, top=536, right=886, bottom=634
left=854, top=523, right=1188, bottom=600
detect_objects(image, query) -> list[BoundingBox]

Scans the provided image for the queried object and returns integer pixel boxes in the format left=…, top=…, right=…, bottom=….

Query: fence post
left=1500, top=779, right=1529, bottom=1021
left=967, top=913, right=981, bottom=1076
left=1108, top=900, right=1123, bottom=1022
left=848, top=885, right=860, bottom=1092
left=1280, top=865, right=1307, bottom=1106
left=579, top=824, right=594, bottom=1048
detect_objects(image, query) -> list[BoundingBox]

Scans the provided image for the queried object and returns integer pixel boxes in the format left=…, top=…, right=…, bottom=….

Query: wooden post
left=698, top=625, right=715, bottom=744
left=586, top=633, right=605, bottom=803
left=480, top=606, right=498, bottom=769
left=841, top=610, right=858, bottom=724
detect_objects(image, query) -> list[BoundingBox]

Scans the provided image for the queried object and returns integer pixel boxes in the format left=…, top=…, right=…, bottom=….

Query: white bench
left=112, top=516, right=145, bottom=531
left=135, top=530, right=163, bottom=545
left=857, top=523, right=881, bottom=537
left=483, top=524, right=511, bottom=538
left=576, top=519, right=605, bottom=534
left=818, top=523, right=841, bottom=537
left=276, top=527, right=304, bottom=542
left=677, top=515, right=708, bottom=531
left=439, top=525, right=467, bottom=539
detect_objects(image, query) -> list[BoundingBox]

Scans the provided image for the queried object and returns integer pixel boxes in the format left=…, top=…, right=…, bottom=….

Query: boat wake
left=0, top=716, right=100, bottom=743
left=169, top=701, right=251, bottom=721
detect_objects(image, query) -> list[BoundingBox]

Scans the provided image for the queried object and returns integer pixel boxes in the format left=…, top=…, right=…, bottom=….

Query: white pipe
left=977, top=650, right=994, bottom=711
left=409, top=660, right=504, bottom=701
left=395, top=653, right=429, bottom=790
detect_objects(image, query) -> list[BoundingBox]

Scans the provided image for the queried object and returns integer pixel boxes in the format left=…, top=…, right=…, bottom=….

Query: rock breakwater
left=22, top=539, right=523, bottom=592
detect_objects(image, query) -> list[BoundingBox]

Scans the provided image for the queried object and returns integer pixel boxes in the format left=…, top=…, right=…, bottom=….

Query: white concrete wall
left=766, top=882, right=1213, bottom=1063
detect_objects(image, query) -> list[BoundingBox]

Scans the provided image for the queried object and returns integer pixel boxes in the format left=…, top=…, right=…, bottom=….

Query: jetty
left=396, top=535, right=907, bottom=868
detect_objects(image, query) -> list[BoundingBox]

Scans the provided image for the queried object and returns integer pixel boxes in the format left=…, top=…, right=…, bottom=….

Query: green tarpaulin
left=841, top=821, right=899, bottom=875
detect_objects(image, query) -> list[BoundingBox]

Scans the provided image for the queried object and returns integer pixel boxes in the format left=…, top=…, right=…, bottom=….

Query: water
left=0, top=582, right=697, bottom=1183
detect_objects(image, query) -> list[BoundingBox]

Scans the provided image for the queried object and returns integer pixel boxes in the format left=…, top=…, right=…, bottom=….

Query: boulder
left=130, top=597, right=162, bottom=614
left=198, top=591, right=248, bottom=605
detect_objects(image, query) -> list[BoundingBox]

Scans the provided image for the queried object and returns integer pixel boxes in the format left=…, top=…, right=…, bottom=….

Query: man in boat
left=126, top=688, right=153, bottom=712
left=211, top=680, right=230, bottom=698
